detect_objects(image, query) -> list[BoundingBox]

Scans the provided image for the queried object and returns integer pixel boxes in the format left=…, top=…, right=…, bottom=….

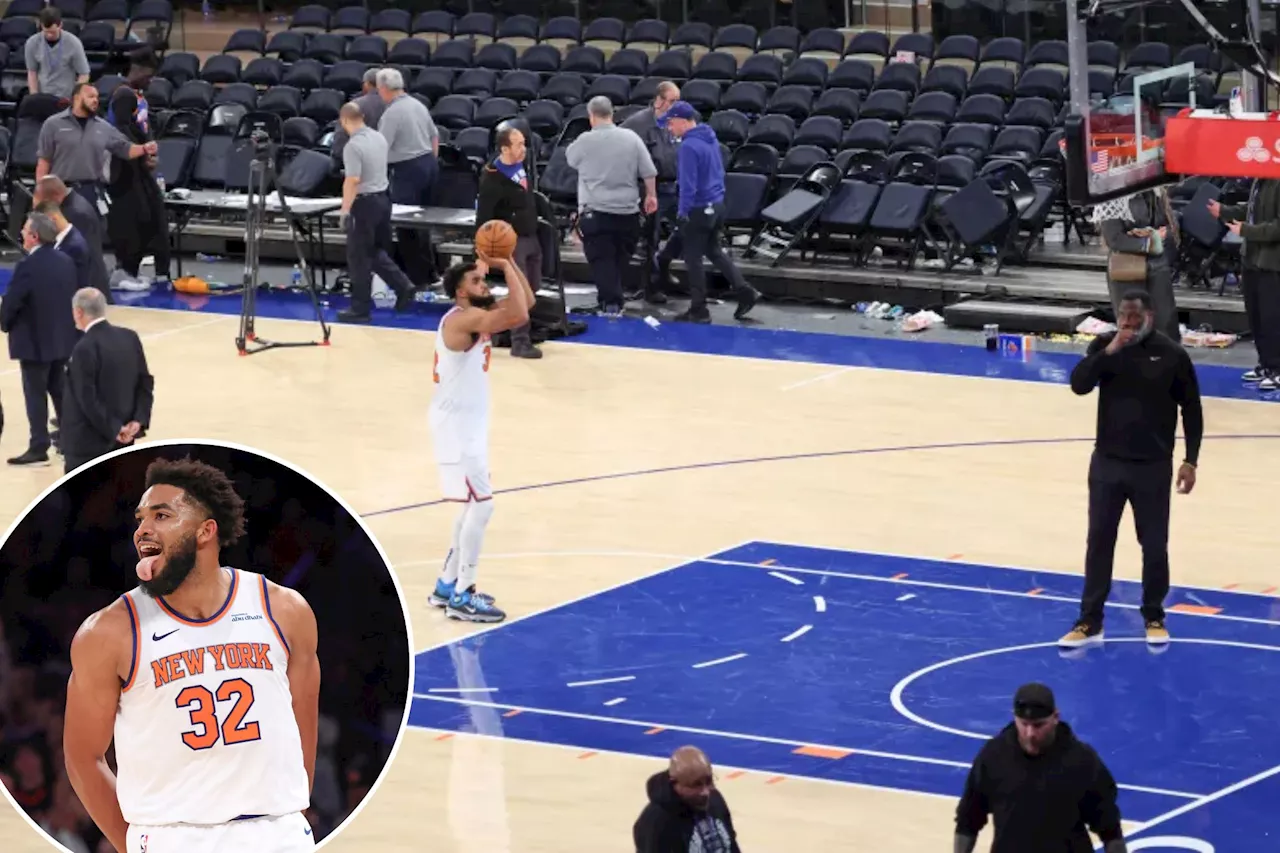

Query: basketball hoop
left=1165, top=108, right=1280, bottom=180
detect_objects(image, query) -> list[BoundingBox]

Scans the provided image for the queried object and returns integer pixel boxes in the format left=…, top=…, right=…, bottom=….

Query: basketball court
left=1, top=297, right=1278, bottom=852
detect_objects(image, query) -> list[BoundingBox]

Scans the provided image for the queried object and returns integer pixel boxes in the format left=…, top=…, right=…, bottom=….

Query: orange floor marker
left=643, top=727, right=665, bottom=735
left=793, top=745, right=852, bottom=759
left=725, top=771, right=746, bottom=780
left=1224, top=583, right=1239, bottom=590
left=1265, top=587, right=1277, bottom=595
left=502, top=709, right=523, bottom=718
left=434, top=733, right=454, bottom=741
left=1169, top=603, right=1222, bottom=616
left=891, top=572, right=908, bottom=580
left=759, top=558, right=777, bottom=566
left=1027, top=588, right=1044, bottom=596
left=946, top=553, right=964, bottom=560
left=578, top=751, right=598, bottom=760
left=765, top=776, right=785, bottom=785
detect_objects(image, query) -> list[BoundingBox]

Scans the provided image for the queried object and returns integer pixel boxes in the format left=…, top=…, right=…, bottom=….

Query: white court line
left=780, top=625, right=813, bottom=643
left=566, top=675, right=636, bottom=688
left=769, top=570, right=804, bottom=585
left=603, top=697, right=627, bottom=707
left=889, top=638, right=1280, bottom=743
left=409, top=541, right=757, bottom=656
left=412, top=694, right=1202, bottom=800
left=780, top=366, right=855, bottom=392
left=756, top=537, right=1280, bottom=602
left=897, top=594, right=916, bottom=601
left=692, top=652, right=748, bottom=669
left=0, top=314, right=229, bottom=378
left=408, top=726, right=960, bottom=803
left=426, top=687, right=497, bottom=694
left=702, top=557, right=1280, bottom=628
left=1124, top=762, right=1280, bottom=837
left=814, top=595, right=827, bottom=612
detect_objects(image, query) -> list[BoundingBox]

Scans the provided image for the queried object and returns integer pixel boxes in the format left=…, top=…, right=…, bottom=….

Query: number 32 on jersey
left=177, top=677, right=262, bottom=750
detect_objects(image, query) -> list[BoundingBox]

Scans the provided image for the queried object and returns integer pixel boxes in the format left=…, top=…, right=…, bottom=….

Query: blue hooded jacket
left=675, top=123, right=723, bottom=219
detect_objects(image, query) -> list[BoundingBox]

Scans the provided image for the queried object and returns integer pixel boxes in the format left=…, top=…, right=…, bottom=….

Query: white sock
left=439, top=506, right=467, bottom=586
left=455, top=499, right=494, bottom=593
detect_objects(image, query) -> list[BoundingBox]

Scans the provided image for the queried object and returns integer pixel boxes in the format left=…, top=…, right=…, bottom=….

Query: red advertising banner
left=1165, top=113, right=1280, bottom=179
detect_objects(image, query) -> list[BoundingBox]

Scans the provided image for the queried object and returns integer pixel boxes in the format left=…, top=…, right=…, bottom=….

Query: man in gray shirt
left=25, top=7, right=89, bottom=100
left=336, top=102, right=415, bottom=324
left=37, top=83, right=155, bottom=209
left=376, top=68, right=441, bottom=287
left=566, top=96, right=658, bottom=316
left=330, top=68, right=386, bottom=165
left=622, top=81, right=682, bottom=304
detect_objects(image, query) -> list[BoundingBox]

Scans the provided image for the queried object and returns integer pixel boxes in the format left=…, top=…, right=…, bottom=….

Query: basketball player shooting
left=427, top=251, right=536, bottom=623
left=63, top=457, right=320, bottom=853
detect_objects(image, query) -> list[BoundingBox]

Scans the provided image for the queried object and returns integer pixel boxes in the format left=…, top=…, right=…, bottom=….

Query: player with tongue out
left=63, top=456, right=320, bottom=853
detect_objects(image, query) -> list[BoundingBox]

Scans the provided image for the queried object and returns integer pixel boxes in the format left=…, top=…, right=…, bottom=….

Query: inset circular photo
left=0, top=441, right=413, bottom=853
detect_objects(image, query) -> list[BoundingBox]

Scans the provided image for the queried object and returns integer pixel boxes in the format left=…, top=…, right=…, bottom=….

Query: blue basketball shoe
left=446, top=586, right=506, bottom=623
left=430, top=579, right=495, bottom=609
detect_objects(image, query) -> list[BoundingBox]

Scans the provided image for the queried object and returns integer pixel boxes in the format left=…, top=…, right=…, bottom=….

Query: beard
left=469, top=294, right=496, bottom=310
left=138, top=531, right=199, bottom=597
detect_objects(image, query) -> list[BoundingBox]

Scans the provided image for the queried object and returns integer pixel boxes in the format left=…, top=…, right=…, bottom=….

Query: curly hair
left=144, top=456, right=247, bottom=548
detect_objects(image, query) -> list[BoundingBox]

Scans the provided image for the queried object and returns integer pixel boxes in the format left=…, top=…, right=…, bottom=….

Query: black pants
left=389, top=152, right=439, bottom=286
left=651, top=188, right=682, bottom=284
left=579, top=210, right=640, bottom=310
left=1080, top=452, right=1173, bottom=627
left=510, top=234, right=541, bottom=348
left=1241, top=268, right=1280, bottom=372
left=20, top=360, right=66, bottom=454
left=346, top=192, right=414, bottom=316
left=680, top=203, right=751, bottom=313
left=117, top=218, right=173, bottom=280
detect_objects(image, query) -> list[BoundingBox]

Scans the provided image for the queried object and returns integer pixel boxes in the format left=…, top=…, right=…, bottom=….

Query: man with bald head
left=34, top=174, right=111, bottom=302
left=633, top=746, right=741, bottom=852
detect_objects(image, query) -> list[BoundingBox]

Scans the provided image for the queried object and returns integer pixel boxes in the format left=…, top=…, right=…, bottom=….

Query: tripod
left=236, top=133, right=331, bottom=356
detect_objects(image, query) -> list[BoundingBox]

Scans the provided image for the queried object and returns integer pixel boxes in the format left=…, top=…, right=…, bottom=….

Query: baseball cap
left=659, top=101, right=698, bottom=124
left=1013, top=683, right=1056, bottom=720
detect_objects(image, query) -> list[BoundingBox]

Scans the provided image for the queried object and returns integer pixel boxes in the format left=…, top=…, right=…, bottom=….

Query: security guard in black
left=1066, top=290, right=1203, bottom=640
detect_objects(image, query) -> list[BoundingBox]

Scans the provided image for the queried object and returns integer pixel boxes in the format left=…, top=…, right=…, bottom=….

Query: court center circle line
left=889, top=637, right=1280, bottom=741
left=362, top=434, right=1280, bottom=518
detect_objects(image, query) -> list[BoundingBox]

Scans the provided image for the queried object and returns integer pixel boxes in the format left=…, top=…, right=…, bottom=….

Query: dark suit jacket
left=56, top=226, right=92, bottom=291
left=62, top=189, right=110, bottom=294
left=61, top=319, right=154, bottom=460
left=0, top=245, right=80, bottom=362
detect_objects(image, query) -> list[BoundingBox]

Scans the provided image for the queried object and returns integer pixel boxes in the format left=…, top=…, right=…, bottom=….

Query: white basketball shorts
left=438, top=453, right=492, bottom=502
left=126, top=812, right=315, bottom=853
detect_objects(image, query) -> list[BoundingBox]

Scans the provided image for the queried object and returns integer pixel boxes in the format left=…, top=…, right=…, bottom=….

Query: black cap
left=1013, top=683, right=1056, bottom=720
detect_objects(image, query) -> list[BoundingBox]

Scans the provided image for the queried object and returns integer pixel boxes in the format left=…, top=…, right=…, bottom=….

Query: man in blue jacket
left=0, top=212, right=80, bottom=466
left=661, top=101, right=757, bottom=324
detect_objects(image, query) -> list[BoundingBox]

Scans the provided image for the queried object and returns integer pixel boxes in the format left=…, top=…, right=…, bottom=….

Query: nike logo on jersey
left=304, top=829, right=313, bottom=836
left=151, top=642, right=276, bottom=688
left=152, top=629, right=179, bottom=641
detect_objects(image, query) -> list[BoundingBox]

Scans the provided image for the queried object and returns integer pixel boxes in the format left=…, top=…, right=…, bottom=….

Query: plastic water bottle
left=291, top=265, right=302, bottom=289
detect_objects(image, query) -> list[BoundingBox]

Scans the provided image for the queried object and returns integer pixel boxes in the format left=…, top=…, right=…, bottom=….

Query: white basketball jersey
left=429, top=306, right=492, bottom=460
left=114, top=568, right=310, bottom=826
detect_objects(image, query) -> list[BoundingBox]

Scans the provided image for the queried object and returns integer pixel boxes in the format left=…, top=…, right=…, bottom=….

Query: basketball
left=475, top=220, right=517, bottom=260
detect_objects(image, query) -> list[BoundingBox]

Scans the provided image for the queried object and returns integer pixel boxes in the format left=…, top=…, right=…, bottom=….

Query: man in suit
left=0, top=212, right=80, bottom=466
left=34, top=198, right=91, bottom=290
left=60, top=287, right=154, bottom=474
left=33, top=175, right=111, bottom=303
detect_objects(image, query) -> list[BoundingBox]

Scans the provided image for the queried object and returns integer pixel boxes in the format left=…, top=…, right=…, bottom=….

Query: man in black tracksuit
left=634, top=746, right=741, bottom=853
left=1209, top=181, right=1280, bottom=390
left=1060, top=289, right=1203, bottom=649
left=955, top=684, right=1127, bottom=853
left=476, top=124, right=542, bottom=359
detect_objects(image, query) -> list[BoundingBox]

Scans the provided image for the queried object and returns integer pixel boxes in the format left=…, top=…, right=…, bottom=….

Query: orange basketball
left=475, top=219, right=518, bottom=260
